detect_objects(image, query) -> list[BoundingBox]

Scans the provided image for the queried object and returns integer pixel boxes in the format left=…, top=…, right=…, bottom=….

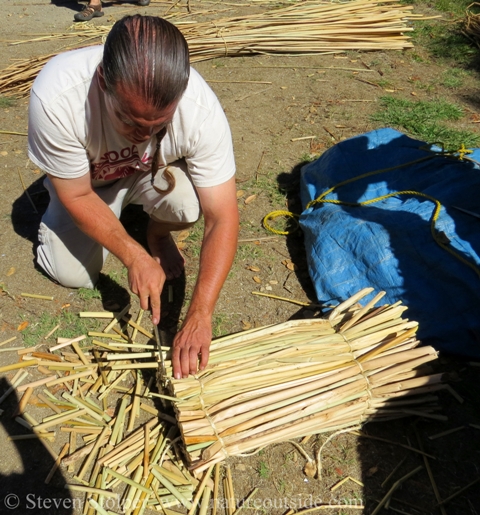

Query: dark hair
left=103, top=15, right=190, bottom=193
left=103, top=15, right=190, bottom=109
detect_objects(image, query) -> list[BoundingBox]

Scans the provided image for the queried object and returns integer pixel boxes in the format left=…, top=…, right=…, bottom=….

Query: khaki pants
left=37, top=160, right=200, bottom=288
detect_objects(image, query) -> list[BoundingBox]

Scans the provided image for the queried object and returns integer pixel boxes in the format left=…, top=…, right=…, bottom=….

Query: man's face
left=103, top=82, right=178, bottom=145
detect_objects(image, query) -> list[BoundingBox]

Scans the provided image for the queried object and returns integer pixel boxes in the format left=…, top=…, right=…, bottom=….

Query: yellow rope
left=262, top=210, right=300, bottom=235
left=262, top=144, right=480, bottom=278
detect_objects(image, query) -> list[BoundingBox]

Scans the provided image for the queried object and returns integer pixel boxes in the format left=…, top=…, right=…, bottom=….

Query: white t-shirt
left=28, top=45, right=235, bottom=188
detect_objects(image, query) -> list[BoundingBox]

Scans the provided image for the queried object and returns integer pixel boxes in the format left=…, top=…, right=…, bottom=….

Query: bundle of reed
left=0, top=0, right=419, bottom=97
left=163, top=288, right=444, bottom=474
left=0, top=53, right=55, bottom=97
left=181, top=0, right=416, bottom=61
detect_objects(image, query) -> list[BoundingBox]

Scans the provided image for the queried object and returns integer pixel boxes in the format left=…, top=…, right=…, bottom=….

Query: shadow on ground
left=0, top=377, right=74, bottom=514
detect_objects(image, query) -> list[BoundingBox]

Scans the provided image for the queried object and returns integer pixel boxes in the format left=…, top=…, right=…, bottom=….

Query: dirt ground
left=1, top=0, right=480, bottom=514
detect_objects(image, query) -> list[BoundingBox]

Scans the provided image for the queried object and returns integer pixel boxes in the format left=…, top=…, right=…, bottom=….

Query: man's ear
left=97, top=64, right=107, bottom=93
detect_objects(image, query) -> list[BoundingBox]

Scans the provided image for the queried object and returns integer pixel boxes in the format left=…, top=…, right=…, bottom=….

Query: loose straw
left=371, top=466, right=423, bottom=515
left=0, top=360, right=37, bottom=374
left=21, top=293, right=54, bottom=301
left=0, top=370, right=29, bottom=404
left=45, top=442, right=69, bottom=484
left=44, top=324, right=60, bottom=339
left=50, top=335, right=86, bottom=352
left=0, top=336, right=17, bottom=347
left=415, top=428, right=447, bottom=515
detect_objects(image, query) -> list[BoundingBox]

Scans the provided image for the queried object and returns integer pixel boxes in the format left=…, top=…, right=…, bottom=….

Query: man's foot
left=147, top=222, right=185, bottom=280
left=74, top=3, right=104, bottom=21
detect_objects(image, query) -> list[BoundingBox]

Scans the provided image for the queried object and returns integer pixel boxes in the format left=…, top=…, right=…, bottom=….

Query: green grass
left=0, top=96, right=14, bottom=108
left=257, top=460, right=270, bottom=479
left=247, top=171, right=288, bottom=206
left=21, top=310, right=100, bottom=347
left=212, top=313, right=228, bottom=338
left=405, top=0, right=474, bottom=15
left=441, top=68, right=467, bottom=88
left=371, top=96, right=480, bottom=150
left=77, top=287, right=102, bottom=301
left=409, top=17, right=476, bottom=66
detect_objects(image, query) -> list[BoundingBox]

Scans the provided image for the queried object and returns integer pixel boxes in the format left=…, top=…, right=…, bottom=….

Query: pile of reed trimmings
left=0, top=304, right=216, bottom=515
left=463, top=3, right=480, bottom=48
left=164, top=288, right=444, bottom=474
left=0, top=0, right=421, bottom=97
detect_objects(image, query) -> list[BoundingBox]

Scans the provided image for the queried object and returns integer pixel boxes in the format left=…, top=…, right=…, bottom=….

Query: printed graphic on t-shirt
left=91, top=145, right=151, bottom=180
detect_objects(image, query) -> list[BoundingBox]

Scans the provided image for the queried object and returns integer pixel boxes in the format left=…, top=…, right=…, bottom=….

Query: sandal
left=74, top=3, right=104, bottom=22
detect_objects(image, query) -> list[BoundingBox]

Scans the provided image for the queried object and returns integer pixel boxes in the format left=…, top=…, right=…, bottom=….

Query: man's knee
left=37, top=244, right=99, bottom=289
left=37, top=222, right=102, bottom=289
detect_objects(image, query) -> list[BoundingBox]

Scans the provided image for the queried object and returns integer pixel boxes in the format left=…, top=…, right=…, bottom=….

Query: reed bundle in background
left=0, top=0, right=418, bottom=97
left=164, top=288, right=443, bottom=474
left=180, top=0, right=415, bottom=61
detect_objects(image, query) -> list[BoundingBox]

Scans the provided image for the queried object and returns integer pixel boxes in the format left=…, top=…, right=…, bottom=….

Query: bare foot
left=147, top=220, right=185, bottom=280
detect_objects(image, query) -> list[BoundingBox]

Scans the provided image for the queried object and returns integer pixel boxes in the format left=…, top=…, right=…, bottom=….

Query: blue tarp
left=300, top=128, right=480, bottom=357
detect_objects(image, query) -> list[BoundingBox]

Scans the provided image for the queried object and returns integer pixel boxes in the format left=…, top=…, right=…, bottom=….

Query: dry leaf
left=61, top=303, right=70, bottom=309
left=33, top=169, right=41, bottom=175
left=241, top=320, right=252, bottom=330
left=253, top=276, right=262, bottom=284
left=0, top=151, right=7, bottom=156
left=366, top=466, right=379, bottom=477
left=236, top=190, right=245, bottom=199
left=304, top=460, right=317, bottom=478
left=6, top=267, right=15, bottom=276
left=244, top=194, right=257, bottom=205
left=411, top=91, right=417, bottom=96
left=246, top=265, right=260, bottom=272
left=177, top=230, right=190, bottom=242
left=269, top=280, right=279, bottom=285
left=282, top=259, right=297, bottom=271
left=17, top=321, right=29, bottom=331
left=177, top=241, right=187, bottom=250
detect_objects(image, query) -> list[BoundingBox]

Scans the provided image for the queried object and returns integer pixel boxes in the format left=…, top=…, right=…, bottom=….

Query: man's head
left=99, top=15, right=190, bottom=144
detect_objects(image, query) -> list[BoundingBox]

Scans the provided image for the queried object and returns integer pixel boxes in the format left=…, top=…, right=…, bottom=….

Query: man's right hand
left=127, top=252, right=166, bottom=325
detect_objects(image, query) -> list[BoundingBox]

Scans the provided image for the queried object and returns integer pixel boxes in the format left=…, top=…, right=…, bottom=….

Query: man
left=28, top=15, right=239, bottom=379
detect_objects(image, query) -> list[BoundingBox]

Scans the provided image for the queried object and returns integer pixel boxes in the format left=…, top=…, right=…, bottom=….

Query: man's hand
left=171, top=313, right=212, bottom=379
left=127, top=252, right=166, bottom=325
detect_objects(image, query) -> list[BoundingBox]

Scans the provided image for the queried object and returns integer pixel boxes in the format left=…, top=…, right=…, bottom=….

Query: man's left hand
left=171, top=313, right=212, bottom=379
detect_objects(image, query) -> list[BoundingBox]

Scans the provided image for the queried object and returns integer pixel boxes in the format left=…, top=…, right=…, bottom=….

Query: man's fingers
left=172, top=344, right=203, bottom=379
left=199, top=345, right=209, bottom=371
left=189, top=347, right=199, bottom=376
left=172, top=347, right=182, bottom=380
left=150, top=299, right=161, bottom=326
left=138, top=294, right=150, bottom=312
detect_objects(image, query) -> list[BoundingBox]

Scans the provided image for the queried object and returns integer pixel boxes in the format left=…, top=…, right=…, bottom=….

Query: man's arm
left=171, top=176, right=239, bottom=379
left=47, top=173, right=165, bottom=323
